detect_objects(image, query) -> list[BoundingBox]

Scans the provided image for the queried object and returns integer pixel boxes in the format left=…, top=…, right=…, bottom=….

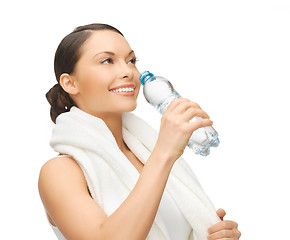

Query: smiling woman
left=39, top=23, right=240, bottom=240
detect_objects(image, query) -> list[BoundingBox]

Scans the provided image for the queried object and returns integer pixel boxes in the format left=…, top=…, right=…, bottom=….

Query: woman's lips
left=109, top=83, right=135, bottom=91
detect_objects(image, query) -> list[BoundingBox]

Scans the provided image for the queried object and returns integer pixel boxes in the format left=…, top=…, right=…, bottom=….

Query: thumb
left=216, top=208, right=226, bottom=221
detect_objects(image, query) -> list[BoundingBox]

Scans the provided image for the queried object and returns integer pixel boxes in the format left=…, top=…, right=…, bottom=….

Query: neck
left=100, top=112, right=129, bottom=153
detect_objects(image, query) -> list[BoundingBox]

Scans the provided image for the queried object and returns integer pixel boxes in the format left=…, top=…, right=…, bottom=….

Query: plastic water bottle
left=139, top=70, right=220, bottom=156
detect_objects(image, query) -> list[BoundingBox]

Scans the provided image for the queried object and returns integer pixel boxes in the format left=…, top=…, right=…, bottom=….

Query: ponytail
left=45, top=83, right=76, bottom=124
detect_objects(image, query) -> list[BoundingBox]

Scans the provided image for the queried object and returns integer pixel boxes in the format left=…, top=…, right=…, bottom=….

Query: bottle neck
left=144, top=76, right=156, bottom=84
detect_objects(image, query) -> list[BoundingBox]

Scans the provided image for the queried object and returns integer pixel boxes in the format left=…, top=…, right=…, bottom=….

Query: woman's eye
left=101, top=57, right=139, bottom=65
left=129, top=57, right=139, bottom=64
left=102, top=58, right=113, bottom=64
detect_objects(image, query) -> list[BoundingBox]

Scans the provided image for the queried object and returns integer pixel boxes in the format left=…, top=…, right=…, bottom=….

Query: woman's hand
left=207, top=208, right=242, bottom=240
left=154, top=98, right=213, bottom=162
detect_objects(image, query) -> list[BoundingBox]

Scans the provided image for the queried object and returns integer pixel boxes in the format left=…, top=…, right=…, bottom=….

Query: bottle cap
left=139, top=70, right=154, bottom=85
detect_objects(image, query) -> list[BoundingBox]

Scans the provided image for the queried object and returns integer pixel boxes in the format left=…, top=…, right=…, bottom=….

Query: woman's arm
left=38, top=149, right=175, bottom=240
left=100, top=148, right=175, bottom=240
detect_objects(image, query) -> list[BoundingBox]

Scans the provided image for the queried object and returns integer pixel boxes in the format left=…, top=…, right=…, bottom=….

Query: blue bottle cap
left=139, top=70, right=154, bottom=85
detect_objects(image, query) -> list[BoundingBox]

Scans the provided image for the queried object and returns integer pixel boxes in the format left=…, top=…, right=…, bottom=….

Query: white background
left=1, top=0, right=289, bottom=239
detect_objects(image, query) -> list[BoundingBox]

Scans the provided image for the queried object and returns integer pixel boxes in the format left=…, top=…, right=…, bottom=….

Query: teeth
left=111, top=87, right=134, bottom=92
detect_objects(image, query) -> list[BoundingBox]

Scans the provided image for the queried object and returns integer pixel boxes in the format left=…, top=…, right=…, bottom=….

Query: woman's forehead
left=82, top=30, right=131, bottom=56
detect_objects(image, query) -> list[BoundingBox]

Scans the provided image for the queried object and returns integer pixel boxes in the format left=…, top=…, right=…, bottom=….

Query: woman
left=38, top=23, right=241, bottom=240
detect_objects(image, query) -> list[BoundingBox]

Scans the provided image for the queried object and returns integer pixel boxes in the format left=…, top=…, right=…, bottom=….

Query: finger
left=164, top=98, right=188, bottom=115
left=183, top=108, right=210, bottom=122
left=172, top=99, right=203, bottom=114
left=234, top=228, right=242, bottom=239
left=189, top=118, right=213, bottom=132
left=217, top=208, right=226, bottom=214
left=207, top=229, right=234, bottom=240
left=170, top=98, right=203, bottom=114
left=216, top=208, right=226, bottom=220
left=208, top=220, right=237, bottom=234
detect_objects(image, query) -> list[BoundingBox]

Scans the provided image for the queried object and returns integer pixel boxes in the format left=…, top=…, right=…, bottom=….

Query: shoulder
left=38, top=156, right=106, bottom=239
left=39, top=155, right=78, bottom=172
left=38, top=156, right=88, bottom=202
left=39, top=156, right=84, bottom=181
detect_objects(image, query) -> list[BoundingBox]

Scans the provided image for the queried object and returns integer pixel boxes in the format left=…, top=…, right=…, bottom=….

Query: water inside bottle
left=156, top=90, right=181, bottom=115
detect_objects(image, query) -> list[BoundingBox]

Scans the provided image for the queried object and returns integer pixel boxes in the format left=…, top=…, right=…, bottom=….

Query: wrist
left=151, top=146, right=176, bottom=167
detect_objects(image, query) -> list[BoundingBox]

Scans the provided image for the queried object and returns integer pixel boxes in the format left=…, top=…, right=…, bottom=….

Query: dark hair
left=46, top=23, right=124, bottom=123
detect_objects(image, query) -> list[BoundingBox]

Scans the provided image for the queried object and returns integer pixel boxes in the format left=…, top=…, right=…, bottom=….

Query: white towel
left=50, top=106, right=221, bottom=240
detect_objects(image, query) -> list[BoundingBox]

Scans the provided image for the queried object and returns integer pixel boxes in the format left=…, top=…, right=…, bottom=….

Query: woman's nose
left=119, top=61, right=134, bottom=79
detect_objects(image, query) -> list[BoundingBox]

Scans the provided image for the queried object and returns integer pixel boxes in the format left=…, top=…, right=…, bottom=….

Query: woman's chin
left=126, top=103, right=138, bottom=112
left=119, top=101, right=138, bottom=112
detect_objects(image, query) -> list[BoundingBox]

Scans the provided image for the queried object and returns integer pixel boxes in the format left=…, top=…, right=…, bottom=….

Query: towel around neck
left=50, top=106, right=221, bottom=240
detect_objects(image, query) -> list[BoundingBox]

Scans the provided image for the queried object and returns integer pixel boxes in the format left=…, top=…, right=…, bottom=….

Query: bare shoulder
left=38, top=156, right=89, bottom=213
left=38, top=156, right=87, bottom=195
left=38, top=156, right=107, bottom=239
left=39, top=155, right=83, bottom=179
left=40, top=155, right=80, bottom=171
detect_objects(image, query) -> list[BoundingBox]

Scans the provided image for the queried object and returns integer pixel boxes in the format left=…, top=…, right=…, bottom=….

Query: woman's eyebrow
left=94, top=50, right=134, bottom=58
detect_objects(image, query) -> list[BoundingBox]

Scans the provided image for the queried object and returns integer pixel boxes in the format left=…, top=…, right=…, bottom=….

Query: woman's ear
left=59, top=73, right=79, bottom=95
